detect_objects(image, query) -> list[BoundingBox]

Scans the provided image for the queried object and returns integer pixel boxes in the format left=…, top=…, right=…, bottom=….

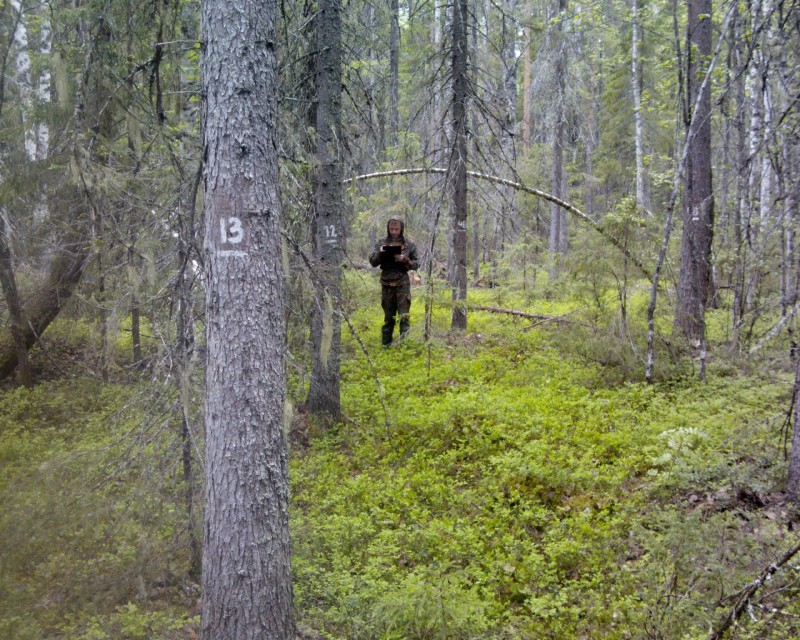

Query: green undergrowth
left=2, top=278, right=799, bottom=639
left=0, top=378, right=200, bottom=640
left=291, top=282, right=798, bottom=639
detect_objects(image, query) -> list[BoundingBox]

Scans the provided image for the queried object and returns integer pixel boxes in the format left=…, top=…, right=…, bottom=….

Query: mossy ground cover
left=0, top=378, right=200, bottom=640
left=292, top=278, right=799, bottom=639
left=1, top=280, right=799, bottom=639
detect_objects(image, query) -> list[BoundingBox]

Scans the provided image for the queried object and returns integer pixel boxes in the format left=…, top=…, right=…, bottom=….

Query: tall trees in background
left=200, top=0, right=293, bottom=636
left=0, top=0, right=101, bottom=381
left=522, top=0, right=533, bottom=152
left=450, top=0, right=470, bottom=330
left=389, top=0, right=400, bottom=145
left=495, top=0, right=520, bottom=263
left=674, top=0, right=715, bottom=342
left=547, top=0, right=569, bottom=276
left=631, top=0, right=647, bottom=210
left=0, top=0, right=797, bottom=496
left=307, top=0, right=345, bottom=422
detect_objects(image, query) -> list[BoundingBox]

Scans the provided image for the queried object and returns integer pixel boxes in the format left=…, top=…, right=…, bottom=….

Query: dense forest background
left=2, top=0, right=800, bottom=637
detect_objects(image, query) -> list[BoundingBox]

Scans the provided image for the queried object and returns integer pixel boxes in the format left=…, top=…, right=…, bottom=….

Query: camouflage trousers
left=381, top=280, right=411, bottom=346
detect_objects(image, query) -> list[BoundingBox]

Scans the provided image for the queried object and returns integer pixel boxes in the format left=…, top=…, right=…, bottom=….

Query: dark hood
left=386, top=216, right=405, bottom=242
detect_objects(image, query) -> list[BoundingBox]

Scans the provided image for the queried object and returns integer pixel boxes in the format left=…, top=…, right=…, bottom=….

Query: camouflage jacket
left=369, top=240, right=419, bottom=286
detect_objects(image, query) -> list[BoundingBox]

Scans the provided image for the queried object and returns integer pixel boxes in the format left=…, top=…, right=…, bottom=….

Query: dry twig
left=709, top=538, right=800, bottom=640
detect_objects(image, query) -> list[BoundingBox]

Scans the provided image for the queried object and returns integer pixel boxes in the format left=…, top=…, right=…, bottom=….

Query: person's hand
left=395, top=254, right=409, bottom=263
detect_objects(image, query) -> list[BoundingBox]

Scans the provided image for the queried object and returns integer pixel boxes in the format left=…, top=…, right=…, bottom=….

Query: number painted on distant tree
left=323, top=224, right=339, bottom=244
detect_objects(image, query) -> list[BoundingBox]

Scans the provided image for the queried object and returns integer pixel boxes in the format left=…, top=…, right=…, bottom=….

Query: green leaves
left=289, top=285, right=793, bottom=638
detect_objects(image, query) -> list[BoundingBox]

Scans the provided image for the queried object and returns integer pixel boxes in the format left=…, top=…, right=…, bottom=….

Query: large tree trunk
left=200, top=0, right=294, bottom=637
left=0, top=212, right=33, bottom=386
left=632, top=0, right=647, bottom=210
left=522, top=0, right=532, bottom=152
left=0, top=241, right=88, bottom=381
left=788, top=351, right=800, bottom=499
left=306, top=0, right=344, bottom=423
left=674, top=0, right=715, bottom=341
left=548, top=0, right=568, bottom=278
left=450, top=0, right=469, bottom=330
left=389, top=0, right=400, bottom=146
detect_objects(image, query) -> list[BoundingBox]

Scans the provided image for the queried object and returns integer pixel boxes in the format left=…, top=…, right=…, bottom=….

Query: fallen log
left=471, top=305, right=595, bottom=328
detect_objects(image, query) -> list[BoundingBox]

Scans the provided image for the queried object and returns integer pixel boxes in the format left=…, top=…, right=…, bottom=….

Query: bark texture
left=0, top=239, right=88, bottom=381
left=307, top=0, right=344, bottom=422
left=632, top=0, right=646, bottom=209
left=450, top=0, right=469, bottom=330
left=548, top=0, right=569, bottom=277
left=200, top=0, right=294, bottom=637
left=0, top=213, right=32, bottom=385
left=674, top=0, right=715, bottom=340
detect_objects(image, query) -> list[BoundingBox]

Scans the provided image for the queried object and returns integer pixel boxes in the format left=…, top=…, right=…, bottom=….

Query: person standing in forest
left=369, top=216, right=419, bottom=347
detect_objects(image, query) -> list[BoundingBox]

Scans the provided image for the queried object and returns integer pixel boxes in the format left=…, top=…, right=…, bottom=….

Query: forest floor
left=2, top=280, right=800, bottom=639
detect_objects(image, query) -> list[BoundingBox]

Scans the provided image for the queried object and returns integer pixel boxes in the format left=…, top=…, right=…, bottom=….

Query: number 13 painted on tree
left=220, top=217, right=244, bottom=244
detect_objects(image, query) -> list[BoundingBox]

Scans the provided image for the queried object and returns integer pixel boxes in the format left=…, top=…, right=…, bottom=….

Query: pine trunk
left=389, top=0, right=400, bottom=145
left=674, top=0, right=714, bottom=341
left=200, top=0, right=294, bottom=636
left=522, top=0, right=532, bottom=152
left=548, top=0, right=568, bottom=278
left=632, top=0, right=646, bottom=210
left=307, top=0, right=344, bottom=423
left=450, top=0, right=469, bottom=330
left=0, top=214, right=32, bottom=386
left=0, top=242, right=88, bottom=381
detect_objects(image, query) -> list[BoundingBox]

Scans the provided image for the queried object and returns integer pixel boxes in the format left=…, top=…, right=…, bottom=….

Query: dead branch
left=709, top=538, right=800, bottom=640
left=748, top=301, right=800, bottom=355
left=471, top=305, right=595, bottom=328
left=343, top=260, right=373, bottom=271
left=344, top=167, right=652, bottom=282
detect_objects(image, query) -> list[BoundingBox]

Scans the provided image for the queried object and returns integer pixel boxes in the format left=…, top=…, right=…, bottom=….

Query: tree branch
left=345, top=167, right=653, bottom=282
left=471, top=304, right=594, bottom=328
left=710, top=538, right=800, bottom=640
